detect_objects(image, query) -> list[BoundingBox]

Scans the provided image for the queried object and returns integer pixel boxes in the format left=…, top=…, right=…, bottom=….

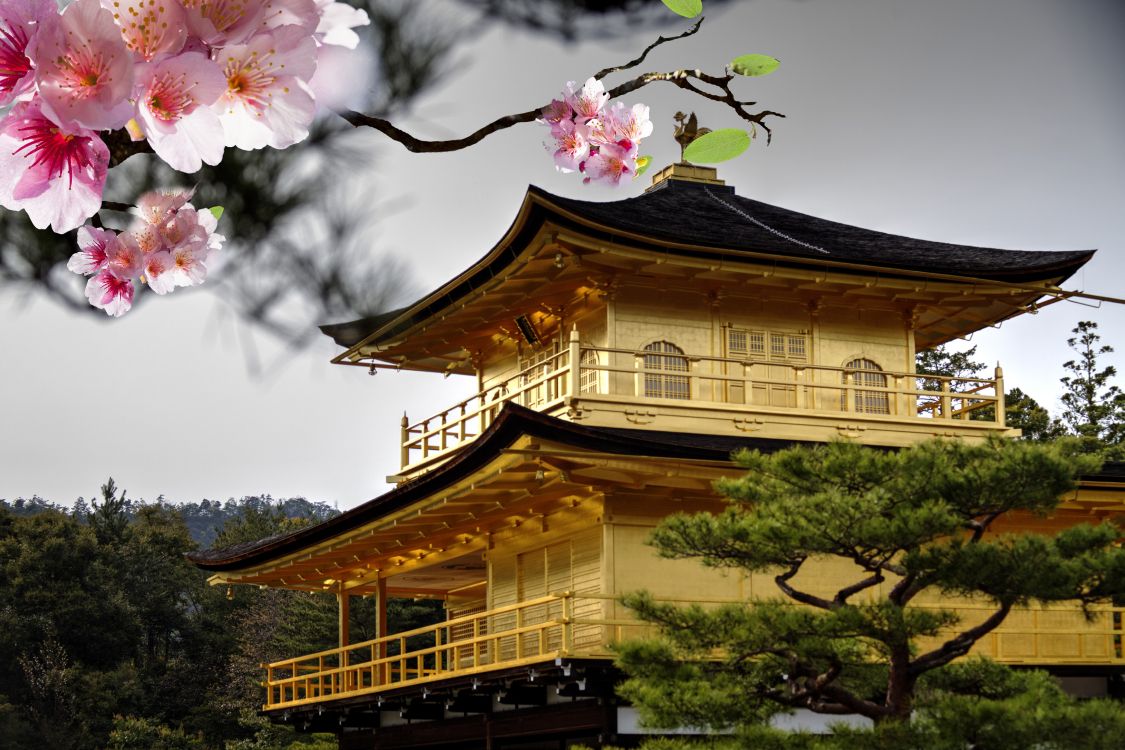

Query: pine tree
left=1060, top=321, right=1125, bottom=449
left=617, top=438, right=1125, bottom=731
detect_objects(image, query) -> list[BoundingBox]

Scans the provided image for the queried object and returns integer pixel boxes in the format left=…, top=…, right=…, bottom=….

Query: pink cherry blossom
left=67, top=224, right=117, bottom=275
left=313, top=0, right=369, bottom=49
left=33, top=0, right=134, bottom=131
left=551, top=118, right=589, bottom=173
left=85, top=268, right=134, bottom=316
left=143, top=249, right=176, bottom=294
left=261, top=0, right=320, bottom=34
left=135, top=187, right=194, bottom=225
left=0, top=98, right=109, bottom=232
left=538, top=98, right=571, bottom=132
left=213, top=25, right=317, bottom=150
left=582, top=141, right=634, bottom=187
left=105, top=230, right=145, bottom=278
left=104, top=0, right=187, bottom=62
left=182, top=0, right=267, bottom=47
left=135, top=52, right=226, bottom=172
left=0, top=0, right=54, bottom=106
left=564, top=78, right=607, bottom=122
left=168, top=241, right=209, bottom=287
left=605, top=101, right=652, bottom=145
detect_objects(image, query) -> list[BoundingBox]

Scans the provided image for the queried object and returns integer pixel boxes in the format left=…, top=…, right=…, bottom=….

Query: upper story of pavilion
left=322, top=164, right=1094, bottom=480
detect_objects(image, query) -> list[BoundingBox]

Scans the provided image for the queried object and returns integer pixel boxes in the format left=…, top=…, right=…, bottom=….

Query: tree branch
left=888, top=571, right=919, bottom=606
left=834, top=571, right=884, bottom=606
left=775, top=560, right=835, bottom=610
left=967, top=511, right=1003, bottom=543
left=909, top=602, right=1013, bottom=676
left=592, top=18, right=704, bottom=80
left=340, top=18, right=783, bottom=153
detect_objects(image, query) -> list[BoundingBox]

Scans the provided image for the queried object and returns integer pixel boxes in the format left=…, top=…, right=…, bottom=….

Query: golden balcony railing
left=262, top=592, right=1124, bottom=711
left=399, top=330, right=1007, bottom=472
left=263, top=594, right=581, bottom=710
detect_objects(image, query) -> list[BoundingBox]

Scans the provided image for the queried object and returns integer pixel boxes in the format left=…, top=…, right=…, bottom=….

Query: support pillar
left=337, top=585, right=350, bottom=649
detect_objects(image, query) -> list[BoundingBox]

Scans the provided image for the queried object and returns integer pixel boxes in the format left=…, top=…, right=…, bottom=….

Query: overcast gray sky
left=2, top=0, right=1123, bottom=509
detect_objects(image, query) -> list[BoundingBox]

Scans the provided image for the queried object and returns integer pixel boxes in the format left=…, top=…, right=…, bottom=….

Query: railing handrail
left=403, top=351, right=571, bottom=437
left=398, top=343, right=1007, bottom=472
left=265, top=592, right=571, bottom=668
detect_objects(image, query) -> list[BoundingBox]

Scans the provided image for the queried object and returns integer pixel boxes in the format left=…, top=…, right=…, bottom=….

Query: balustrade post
left=994, top=364, right=1006, bottom=426
left=568, top=326, right=581, bottom=400
left=399, top=413, right=409, bottom=469
left=516, top=607, right=524, bottom=659
left=634, top=354, right=643, bottom=397
left=560, top=593, right=572, bottom=657
left=940, top=378, right=952, bottom=420
left=795, top=366, right=807, bottom=409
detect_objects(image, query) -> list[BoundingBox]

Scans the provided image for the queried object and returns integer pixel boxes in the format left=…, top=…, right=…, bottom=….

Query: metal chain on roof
left=704, top=187, right=830, bottom=255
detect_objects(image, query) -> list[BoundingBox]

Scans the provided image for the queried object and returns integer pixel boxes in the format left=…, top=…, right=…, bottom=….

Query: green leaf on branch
left=682, top=129, right=750, bottom=164
left=208, top=206, right=224, bottom=221
left=731, top=54, right=780, bottom=77
left=635, top=155, right=653, bottom=177
left=661, top=0, right=703, bottom=19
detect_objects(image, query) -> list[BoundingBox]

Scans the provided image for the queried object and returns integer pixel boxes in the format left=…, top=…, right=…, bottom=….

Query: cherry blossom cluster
left=0, top=0, right=369, bottom=234
left=539, top=77, right=652, bottom=187
left=67, top=189, right=224, bottom=316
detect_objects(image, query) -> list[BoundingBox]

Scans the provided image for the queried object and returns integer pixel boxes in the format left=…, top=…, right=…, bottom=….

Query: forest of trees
left=0, top=484, right=441, bottom=749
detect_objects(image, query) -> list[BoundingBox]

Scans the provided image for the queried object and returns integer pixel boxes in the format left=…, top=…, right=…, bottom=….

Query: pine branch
left=775, top=560, right=834, bottom=610
left=909, top=602, right=1013, bottom=676
left=833, top=571, right=884, bottom=606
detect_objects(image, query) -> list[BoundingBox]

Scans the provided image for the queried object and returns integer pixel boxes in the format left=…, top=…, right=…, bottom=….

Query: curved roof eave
left=187, top=404, right=763, bottom=572
left=321, top=183, right=1094, bottom=352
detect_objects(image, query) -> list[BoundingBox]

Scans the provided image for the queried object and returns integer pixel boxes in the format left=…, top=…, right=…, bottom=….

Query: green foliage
left=105, top=716, right=205, bottom=750
left=224, top=711, right=336, bottom=750
left=682, top=129, right=751, bottom=164
left=915, top=343, right=985, bottom=381
left=1004, top=387, right=1066, bottom=441
left=661, top=0, right=703, bottom=19
left=620, top=438, right=1124, bottom=732
left=0, top=485, right=364, bottom=749
left=1060, top=320, right=1125, bottom=451
left=619, top=664, right=1125, bottom=749
left=731, top=54, right=780, bottom=77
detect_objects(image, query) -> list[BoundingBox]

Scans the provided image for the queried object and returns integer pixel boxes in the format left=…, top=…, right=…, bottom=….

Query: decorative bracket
left=733, top=417, right=765, bottom=432
left=624, top=409, right=657, bottom=425
left=836, top=424, right=867, bottom=439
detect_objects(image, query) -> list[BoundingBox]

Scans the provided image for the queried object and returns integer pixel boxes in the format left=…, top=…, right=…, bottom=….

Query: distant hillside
left=0, top=494, right=338, bottom=548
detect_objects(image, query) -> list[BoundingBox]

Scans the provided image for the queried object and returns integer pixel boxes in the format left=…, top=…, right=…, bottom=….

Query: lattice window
left=517, top=339, right=562, bottom=407
left=843, top=358, right=889, bottom=414
left=643, top=341, right=690, bottom=400
left=726, top=328, right=807, bottom=362
left=579, top=349, right=600, bottom=394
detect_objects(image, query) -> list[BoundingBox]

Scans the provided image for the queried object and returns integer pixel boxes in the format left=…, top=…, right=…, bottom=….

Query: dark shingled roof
left=320, top=179, right=1093, bottom=349
left=549, top=179, right=1093, bottom=281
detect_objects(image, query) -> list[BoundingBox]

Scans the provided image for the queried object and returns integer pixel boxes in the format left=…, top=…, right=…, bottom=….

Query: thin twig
left=592, top=18, right=704, bottom=80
